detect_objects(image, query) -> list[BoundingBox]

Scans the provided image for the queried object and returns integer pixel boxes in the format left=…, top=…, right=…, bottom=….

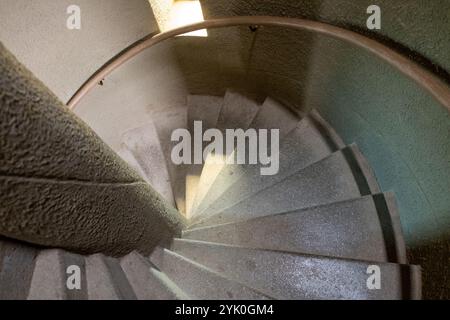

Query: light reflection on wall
left=149, top=0, right=207, bottom=37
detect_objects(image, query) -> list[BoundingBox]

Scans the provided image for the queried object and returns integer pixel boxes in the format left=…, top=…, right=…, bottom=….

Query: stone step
left=0, top=239, right=37, bottom=300
left=184, top=194, right=406, bottom=263
left=187, top=95, right=224, bottom=130
left=122, top=122, right=175, bottom=206
left=188, top=90, right=260, bottom=217
left=153, top=105, right=188, bottom=214
left=86, top=254, right=136, bottom=300
left=155, top=249, right=271, bottom=300
left=190, top=97, right=300, bottom=218
left=172, top=239, right=421, bottom=300
left=117, top=146, right=148, bottom=181
left=28, top=249, right=87, bottom=300
left=185, top=95, right=224, bottom=217
left=216, top=89, right=261, bottom=131
left=191, top=110, right=343, bottom=222
left=120, top=251, right=189, bottom=299
left=193, top=144, right=377, bottom=228
left=248, top=97, right=301, bottom=137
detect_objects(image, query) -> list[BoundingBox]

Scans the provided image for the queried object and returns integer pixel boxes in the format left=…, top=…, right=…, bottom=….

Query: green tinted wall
left=190, top=0, right=450, bottom=299
left=200, top=0, right=450, bottom=77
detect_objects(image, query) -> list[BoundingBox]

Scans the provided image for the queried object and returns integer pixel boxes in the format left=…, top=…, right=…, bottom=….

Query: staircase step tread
left=187, top=95, right=224, bottom=131
left=86, top=254, right=136, bottom=300
left=190, top=97, right=300, bottom=218
left=117, top=147, right=148, bottom=180
left=189, top=90, right=260, bottom=216
left=172, top=239, right=421, bottom=300
left=184, top=194, right=404, bottom=263
left=27, top=249, right=88, bottom=300
left=28, top=250, right=66, bottom=300
left=193, top=144, right=375, bottom=228
left=189, top=154, right=229, bottom=219
left=185, top=166, right=202, bottom=218
left=216, top=90, right=261, bottom=131
left=120, top=251, right=189, bottom=300
left=0, top=240, right=37, bottom=300
left=157, top=249, right=271, bottom=300
left=191, top=110, right=342, bottom=221
left=153, top=105, right=188, bottom=214
left=248, top=97, right=301, bottom=137
left=122, top=122, right=175, bottom=206
left=185, top=96, right=224, bottom=217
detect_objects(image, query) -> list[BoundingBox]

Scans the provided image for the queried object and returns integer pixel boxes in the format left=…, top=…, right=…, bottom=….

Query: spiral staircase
left=1, top=5, right=450, bottom=300
left=0, top=77, right=422, bottom=298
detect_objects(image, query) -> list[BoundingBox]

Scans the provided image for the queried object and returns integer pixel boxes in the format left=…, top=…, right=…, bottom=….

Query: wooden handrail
left=67, top=16, right=450, bottom=112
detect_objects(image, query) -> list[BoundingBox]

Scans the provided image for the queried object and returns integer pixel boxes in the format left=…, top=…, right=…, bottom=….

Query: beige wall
left=0, top=0, right=158, bottom=102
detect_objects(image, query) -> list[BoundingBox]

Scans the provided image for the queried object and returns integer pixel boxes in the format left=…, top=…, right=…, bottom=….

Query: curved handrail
left=67, top=16, right=450, bottom=112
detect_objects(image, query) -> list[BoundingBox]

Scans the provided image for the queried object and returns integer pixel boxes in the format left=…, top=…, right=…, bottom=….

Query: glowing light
left=149, top=0, right=207, bottom=37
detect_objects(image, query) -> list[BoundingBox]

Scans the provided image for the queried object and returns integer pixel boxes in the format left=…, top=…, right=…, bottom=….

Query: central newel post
left=0, top=42, right=186, bottom=257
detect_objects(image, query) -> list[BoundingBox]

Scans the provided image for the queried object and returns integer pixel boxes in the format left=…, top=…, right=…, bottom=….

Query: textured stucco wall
left=75, top=40, right=189, bottom=152
left=0, top=0, right=159, bottom=103
left=199, top=0, right=450, bottom=81
left=0, top=42, right=185, bottom=257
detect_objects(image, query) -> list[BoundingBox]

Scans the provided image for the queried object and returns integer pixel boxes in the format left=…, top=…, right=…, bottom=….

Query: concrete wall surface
left=0, top=0, right=158, bottom=103
left=199, top=0, right=450, bottom=81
